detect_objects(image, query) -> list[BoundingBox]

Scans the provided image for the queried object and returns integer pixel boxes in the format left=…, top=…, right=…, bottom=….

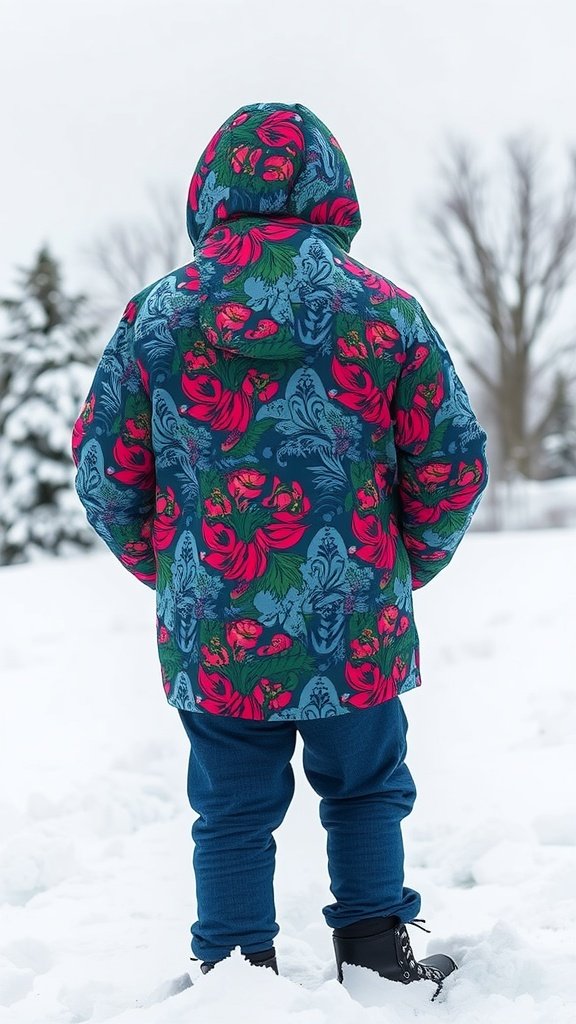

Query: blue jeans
left=178, top=696, right=421, bottom=962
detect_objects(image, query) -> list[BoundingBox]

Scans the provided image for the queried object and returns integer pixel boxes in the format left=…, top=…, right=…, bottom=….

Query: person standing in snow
left=71, top=102, right=489, bottom=993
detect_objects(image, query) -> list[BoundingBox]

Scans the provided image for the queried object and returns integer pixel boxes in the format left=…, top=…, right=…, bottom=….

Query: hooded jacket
left=72, top=102, right=489, bottom=721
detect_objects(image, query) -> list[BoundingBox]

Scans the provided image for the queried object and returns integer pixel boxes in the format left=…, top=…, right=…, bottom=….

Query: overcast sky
left=2, top=0, right=575, bottom=310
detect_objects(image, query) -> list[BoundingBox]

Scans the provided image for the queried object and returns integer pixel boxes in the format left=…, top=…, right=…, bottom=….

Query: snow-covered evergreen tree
left=538, top=371, right=576, bottom=479
left=0, top=247, right=100, bottom=564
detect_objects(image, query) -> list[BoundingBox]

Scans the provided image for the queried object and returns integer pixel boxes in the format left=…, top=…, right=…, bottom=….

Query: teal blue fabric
left=72, top=102, right=489, bottom=720
left=178, top=695, right=419, bottom=961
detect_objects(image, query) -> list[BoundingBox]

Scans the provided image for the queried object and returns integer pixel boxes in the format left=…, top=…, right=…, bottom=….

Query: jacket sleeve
left=391, top=300, right=489, bottom=590
left=71, top=305, right=157, bottom=589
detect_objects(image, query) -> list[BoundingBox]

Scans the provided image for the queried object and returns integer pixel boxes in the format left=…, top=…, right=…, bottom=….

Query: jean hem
left=192, top=941, right=277, bottom=961
left=323, top=894, right=422, bottom=931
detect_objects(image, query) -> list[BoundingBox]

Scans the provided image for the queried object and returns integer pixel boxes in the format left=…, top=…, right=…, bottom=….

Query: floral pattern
left=72, top=102, right=489, bottom=721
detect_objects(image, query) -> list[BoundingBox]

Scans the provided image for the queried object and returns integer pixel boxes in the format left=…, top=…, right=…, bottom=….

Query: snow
left=1, top=529, right=575, bottom=1022
left=474, top=476, right=576, bottom=530
left=0, top=302, right=98, bottom=564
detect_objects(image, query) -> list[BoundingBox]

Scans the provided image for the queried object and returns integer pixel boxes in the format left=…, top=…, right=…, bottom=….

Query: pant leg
left=298, top=696, right=421, bottom=929
left=178, top=710, right=297, bottom=962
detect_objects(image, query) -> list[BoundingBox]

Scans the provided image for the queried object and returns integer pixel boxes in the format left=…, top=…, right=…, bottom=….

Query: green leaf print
left=225, top=417, right=276, bottom=458
left=350, top=459, right=373, bottom=492
left=430, top=508, right=470, bottom=539
left=155, top=550, right=173, bottom=593
left=253, top=243, right=299, bottom=284
left=264, top=552, right=304, bottom=599
left=229, top=640, right=315, bottom=696
left=424, top=417, right=451, bottom=454
left=124, top=391, right=151, bottom=425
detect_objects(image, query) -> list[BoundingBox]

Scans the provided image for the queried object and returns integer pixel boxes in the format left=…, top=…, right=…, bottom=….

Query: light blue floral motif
left=168, top=671, right=197, bottom=712
left=72, top=101, right=489, bottom=721
left=293, top=236, right=336, bottom=350
left=293, top=123, right=341, bottom=209
left=257, top=367, right=361, bottom=489
left=392, top=574, right=413, bottom=612
left=269, top=675, right=349, bottom=720
left=190, top=170, right=229, bottom=245
left=73, top=437, right=152, bottom=547
left=253, top=527, right=374, bottom=658
left=95, top=321, right=134, bottom=419
left=157, top=530, right=221, bottom=647
left=243, top=274, right=295, bottom=324
left=152, top=389, right=212, bottom=505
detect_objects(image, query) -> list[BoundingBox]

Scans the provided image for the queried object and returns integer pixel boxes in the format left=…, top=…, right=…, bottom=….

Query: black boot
left=200, top=946, right=278, bottom=975
left=332, top=916, right=457, bottom=998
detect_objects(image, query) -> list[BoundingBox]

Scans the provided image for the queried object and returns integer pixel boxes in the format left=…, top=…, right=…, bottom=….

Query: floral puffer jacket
left=72, top=102, right=489, bottom=721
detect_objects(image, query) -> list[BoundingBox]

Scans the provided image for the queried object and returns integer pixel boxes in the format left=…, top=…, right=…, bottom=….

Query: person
left=71, top=101, right=489, bottom=995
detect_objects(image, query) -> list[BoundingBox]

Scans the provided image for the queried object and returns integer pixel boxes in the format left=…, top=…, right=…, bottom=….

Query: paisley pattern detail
left=72, top=102, right=489, bottom=721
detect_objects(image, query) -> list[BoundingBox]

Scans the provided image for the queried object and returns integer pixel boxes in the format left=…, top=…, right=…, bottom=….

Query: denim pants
left=178, top=696, right=421, bottom=962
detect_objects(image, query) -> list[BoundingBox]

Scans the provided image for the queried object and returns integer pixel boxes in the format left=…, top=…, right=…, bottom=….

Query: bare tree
left=85, top=183, right=192, bottom=314
left=426, top=138, right=576, bottom=480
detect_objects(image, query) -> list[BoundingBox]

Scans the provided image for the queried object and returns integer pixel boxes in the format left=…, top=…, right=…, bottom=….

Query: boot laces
left=409, top=917, right=431, bottom=934
left=398, top=921, right=445, bottom=990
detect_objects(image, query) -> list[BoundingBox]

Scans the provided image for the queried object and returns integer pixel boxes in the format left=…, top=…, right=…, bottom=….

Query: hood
left=186, top=102, right=361, bottom=360
left=187, top=102, right=361, bottom=252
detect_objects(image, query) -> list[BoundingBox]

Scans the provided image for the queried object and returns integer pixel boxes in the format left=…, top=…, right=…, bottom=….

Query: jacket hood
left=187, top=102, right=361, bottom=253
left=187, top=102, right=361, bottom=360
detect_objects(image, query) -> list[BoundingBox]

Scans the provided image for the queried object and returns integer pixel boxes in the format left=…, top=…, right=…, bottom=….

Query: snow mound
left=1, top=531, right=575, bottom=1021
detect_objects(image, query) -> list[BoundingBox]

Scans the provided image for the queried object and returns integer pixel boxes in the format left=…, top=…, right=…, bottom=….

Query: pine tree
left=0, top=247, right=100, bottom=564
left=537, top=371, right=576, bottom=479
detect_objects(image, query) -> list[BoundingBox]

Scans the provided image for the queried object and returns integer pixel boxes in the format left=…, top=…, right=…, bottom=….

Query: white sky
left=2, top=0, right=575, bottom=306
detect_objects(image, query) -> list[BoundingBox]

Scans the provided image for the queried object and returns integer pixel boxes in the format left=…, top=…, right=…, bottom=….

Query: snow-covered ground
left=473, top=476, right=576, bottom=531
left=1, top=530, right=575, bottom=1023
